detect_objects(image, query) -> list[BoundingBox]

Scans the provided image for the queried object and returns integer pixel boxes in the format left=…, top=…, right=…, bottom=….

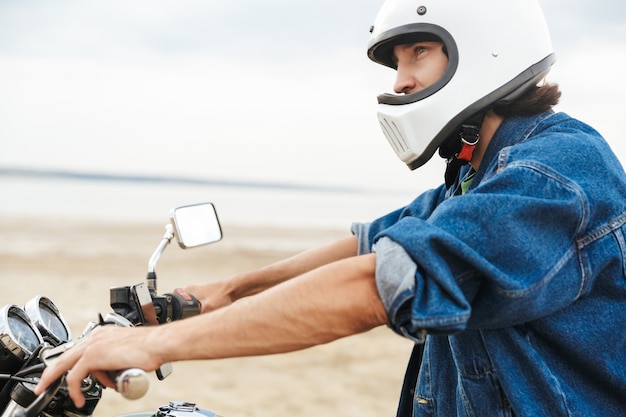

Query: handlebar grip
left=169, top=290, right=201, bottom=320
left=111, top=368, right=150, bottom=400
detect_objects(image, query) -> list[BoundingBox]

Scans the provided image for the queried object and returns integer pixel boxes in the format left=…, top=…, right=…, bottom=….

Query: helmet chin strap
left=439, top=112, right=485, bottom=188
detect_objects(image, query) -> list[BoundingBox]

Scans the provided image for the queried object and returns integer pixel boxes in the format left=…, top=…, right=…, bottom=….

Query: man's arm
left=168, top=252, right=385, bottom=358
left=36, top=251, right=387, bottom=407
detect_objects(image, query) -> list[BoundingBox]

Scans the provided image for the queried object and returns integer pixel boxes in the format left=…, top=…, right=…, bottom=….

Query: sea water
left=0, top=171, right=420, bottom=230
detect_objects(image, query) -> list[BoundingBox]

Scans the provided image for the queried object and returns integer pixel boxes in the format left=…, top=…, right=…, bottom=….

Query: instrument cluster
left=0, top=296, right=72, bottom=375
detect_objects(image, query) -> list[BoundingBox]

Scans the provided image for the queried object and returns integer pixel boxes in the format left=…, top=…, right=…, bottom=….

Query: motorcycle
left=0, top=203, right=223, bottom=417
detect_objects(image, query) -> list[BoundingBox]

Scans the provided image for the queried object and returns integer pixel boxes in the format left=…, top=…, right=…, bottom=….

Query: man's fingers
left=92, top=370, right=116, bottom=390
left=34, top=348, right=78, bottom=395
left=35, top=341, right=89, bottom=409
left=64, top=365, right=89, bottom=408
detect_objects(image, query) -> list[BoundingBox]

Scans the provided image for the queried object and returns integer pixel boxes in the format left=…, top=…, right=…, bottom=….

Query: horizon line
left=0, top=166, right=363, bottom=194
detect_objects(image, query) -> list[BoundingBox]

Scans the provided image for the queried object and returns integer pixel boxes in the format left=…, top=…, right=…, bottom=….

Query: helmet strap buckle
left=456, top=123, right=481, bottom=162
left=443, top=112, right=484, bottom=189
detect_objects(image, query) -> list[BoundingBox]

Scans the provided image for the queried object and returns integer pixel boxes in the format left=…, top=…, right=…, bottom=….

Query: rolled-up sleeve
left=373, top=237, right=417, bottom=313
left=350, top=222, right=372, bottom=255
left=373, top=162, right=587, bottom=338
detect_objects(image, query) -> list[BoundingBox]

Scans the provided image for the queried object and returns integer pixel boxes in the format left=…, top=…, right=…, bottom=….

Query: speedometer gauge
left=24, top=296, right=72, bottom=344
left=0, top=304, right=45, bottom=395
left=0, top=305, right=43, bottom=357
left=0, top=304, right=43, bottom=360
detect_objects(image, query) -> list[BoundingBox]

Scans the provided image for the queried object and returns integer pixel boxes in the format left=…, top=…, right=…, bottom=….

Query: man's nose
left=393, top=66, right=417, bottom=95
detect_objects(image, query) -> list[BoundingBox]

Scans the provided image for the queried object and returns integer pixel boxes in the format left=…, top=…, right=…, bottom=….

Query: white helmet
left=367, top=0, right=556, bottom=170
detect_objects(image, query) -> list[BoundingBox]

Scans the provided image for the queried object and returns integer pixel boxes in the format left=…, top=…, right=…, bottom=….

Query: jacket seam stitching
left=576, top=211, right=626, bottom=248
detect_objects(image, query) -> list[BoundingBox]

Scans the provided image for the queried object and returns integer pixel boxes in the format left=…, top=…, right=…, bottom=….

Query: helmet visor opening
left=371, top=32, right=445, bottom=70
left=369, top=24, right=458, bottom=105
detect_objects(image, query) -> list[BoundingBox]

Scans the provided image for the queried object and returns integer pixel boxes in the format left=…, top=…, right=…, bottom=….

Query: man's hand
left=180, top=281, right=234, bottom=314
left=35, top=326, right=161, bottom=408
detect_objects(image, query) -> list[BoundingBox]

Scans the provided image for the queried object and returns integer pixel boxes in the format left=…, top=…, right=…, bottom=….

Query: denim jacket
left=352, top=111, right=626, bottom=416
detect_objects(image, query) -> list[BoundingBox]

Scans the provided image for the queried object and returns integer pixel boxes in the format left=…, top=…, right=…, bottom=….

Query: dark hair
left=491, top=83, right=561, bottom=117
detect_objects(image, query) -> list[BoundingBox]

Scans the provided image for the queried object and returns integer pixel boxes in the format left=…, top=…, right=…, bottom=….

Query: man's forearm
left=155, top=252, right=387, bottom=361
left=226, top=235, right=360, bottom=300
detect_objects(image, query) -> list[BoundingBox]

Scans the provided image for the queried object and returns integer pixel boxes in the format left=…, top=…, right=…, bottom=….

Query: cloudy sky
left=1, top=0, right=625, bottom=192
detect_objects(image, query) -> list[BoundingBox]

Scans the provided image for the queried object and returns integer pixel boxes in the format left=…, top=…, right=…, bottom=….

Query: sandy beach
left=0, top=216, right=414, bottom=417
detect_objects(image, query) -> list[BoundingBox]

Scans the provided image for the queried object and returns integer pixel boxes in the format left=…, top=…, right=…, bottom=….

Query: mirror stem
left=147, top=224, right=175, bottom=296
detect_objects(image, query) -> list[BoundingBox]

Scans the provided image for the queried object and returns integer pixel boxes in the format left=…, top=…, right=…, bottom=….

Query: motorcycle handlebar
left=111, top=368, right=150, bottom=400
left=153, top=291, right=202, bottom=323
left=110, top=286, right=201, bottom=326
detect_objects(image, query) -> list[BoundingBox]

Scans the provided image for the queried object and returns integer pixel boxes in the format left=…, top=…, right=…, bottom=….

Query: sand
left=0, top=216, right=414, bottom=417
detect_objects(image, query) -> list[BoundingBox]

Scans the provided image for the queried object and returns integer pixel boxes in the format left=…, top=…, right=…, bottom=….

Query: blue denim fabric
left=352, top=111, right=626, bottom=416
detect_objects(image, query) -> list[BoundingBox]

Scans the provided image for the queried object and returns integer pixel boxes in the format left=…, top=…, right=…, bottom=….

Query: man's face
left=392, top=42, right=448, bottom=95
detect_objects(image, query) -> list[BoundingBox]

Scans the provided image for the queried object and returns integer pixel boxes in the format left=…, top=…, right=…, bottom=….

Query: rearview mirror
left=169, top=202, right=223, bottom=249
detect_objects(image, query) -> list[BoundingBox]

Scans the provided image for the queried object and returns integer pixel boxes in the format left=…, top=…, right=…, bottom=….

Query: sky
left=1, top=0, right=625, bottom=193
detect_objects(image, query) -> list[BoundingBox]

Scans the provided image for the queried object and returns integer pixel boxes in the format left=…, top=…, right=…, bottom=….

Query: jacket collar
left=471, top=110, right=557, bottom=188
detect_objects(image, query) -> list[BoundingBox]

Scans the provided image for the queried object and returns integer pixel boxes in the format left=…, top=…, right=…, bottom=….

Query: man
left=37, top=1, right=626, bottom=415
